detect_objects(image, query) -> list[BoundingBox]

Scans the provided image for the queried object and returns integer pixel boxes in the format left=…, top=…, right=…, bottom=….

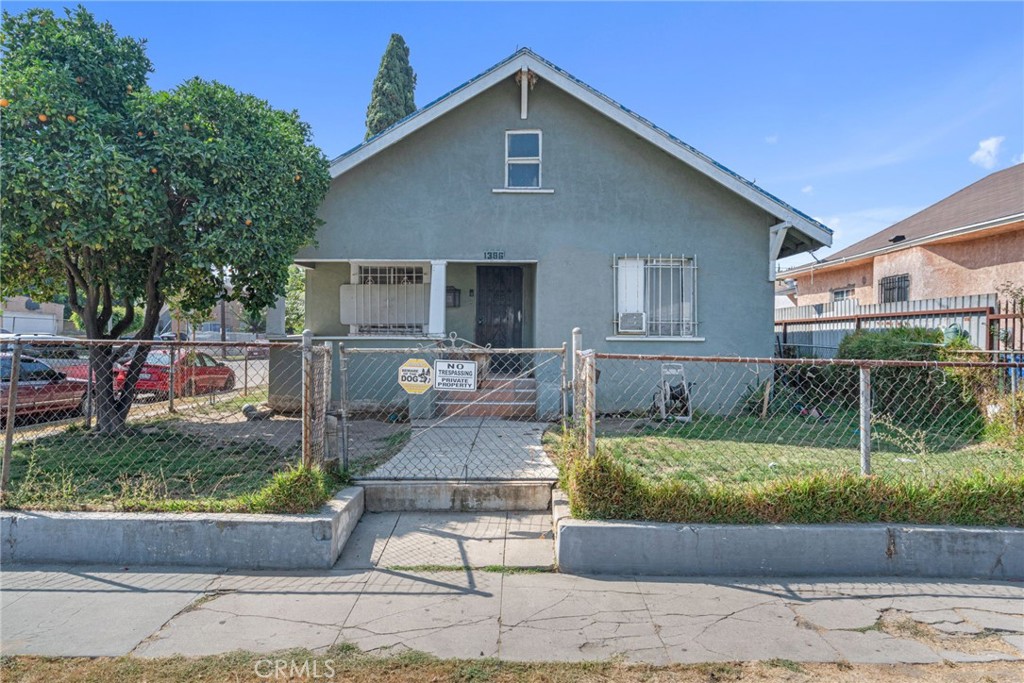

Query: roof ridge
left=328, top=47, right=832, bottom=248
left=821, top=163, right=1024, bottom=263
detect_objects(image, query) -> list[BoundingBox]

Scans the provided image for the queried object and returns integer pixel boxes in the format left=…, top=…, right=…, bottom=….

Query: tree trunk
left=67, top=248, right=166, bottom=436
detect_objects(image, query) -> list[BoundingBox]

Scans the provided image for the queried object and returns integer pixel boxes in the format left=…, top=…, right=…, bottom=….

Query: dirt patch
left=2, top=655, right=1022, bottom=683
left=167, top=414, right=302, bottom=452
left=879, top=611, right=1021, bottom=657
left=345, top=420, right=411, bottom=475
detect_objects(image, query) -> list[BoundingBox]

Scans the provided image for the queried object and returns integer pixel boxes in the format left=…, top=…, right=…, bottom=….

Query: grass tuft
left=563, top=449, right=1024, bottom=527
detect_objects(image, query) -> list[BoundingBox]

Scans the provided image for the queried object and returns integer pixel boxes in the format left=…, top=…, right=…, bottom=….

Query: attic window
left=506, top=131, right=541, bottom=188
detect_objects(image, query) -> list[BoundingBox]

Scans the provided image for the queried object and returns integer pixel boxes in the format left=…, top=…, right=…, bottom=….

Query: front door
left=476, top=266, right=524, bottom=373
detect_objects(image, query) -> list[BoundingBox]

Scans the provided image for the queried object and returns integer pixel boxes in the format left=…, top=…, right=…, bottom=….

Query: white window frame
left=505, top=130, right=542, bottom=189
left=831, top=287, right=855, bottom=302
left=611, top=254, right=700, bottom=340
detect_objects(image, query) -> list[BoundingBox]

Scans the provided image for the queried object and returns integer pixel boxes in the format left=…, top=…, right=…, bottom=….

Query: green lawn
left=598, top=411, right=1022, bottom=485
left=4, top=419, right=294, bottom=510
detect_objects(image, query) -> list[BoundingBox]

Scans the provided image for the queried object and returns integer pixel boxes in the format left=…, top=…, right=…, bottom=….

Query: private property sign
left=398, top=358, right=433, bottom=394
left=433, top=359, right=478, bottom=391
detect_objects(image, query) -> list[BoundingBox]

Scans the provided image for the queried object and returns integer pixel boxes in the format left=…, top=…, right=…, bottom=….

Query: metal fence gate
left=336, top=340, right=567, bottom=481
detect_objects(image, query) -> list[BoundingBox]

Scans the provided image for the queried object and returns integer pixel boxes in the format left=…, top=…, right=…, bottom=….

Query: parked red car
left=126, top=350, right=236, bottom=397
left=1, top=354, right=88, bottom=422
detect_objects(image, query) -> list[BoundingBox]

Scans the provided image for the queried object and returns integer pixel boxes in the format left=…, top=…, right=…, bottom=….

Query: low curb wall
left=555, top=507, right=1024, bottom=579
left=1, top=487, right=364, bottom=570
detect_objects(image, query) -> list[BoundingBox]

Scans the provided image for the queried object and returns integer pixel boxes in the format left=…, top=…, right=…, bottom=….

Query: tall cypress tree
left=364, top=34, right=417, bottom=140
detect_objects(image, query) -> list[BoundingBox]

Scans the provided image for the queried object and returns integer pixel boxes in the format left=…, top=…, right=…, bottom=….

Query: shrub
left=836, top=328, right=984, bottom=438
left=837, top=327, right=944, bottom=360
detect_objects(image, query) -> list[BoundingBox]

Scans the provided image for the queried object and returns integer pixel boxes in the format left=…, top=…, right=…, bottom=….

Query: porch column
left=266, top=295, right=286, bottom=336
left=428, top=259, right=447, bottom=337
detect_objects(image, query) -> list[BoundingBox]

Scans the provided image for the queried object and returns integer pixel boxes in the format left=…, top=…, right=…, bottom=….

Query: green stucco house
left=295, top=48, right=830, bottom=360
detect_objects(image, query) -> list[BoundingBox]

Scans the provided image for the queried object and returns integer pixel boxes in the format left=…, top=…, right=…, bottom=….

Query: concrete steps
left=356, top=480, right=555, bottom=512
left=436, top=377, right=537, bottom=418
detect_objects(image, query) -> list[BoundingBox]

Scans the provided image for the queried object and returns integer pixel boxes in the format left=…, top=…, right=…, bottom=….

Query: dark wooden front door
left=476, top=266, right=524, bottom=353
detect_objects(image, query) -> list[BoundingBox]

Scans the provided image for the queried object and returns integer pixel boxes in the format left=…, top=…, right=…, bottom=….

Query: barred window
left=614, top=255, right=698, bottom=338
left=340, top=264, right=430, bottom=336
left=355, top=265, right=424, bottom=285
left=879, top=274, right=909, bottom=304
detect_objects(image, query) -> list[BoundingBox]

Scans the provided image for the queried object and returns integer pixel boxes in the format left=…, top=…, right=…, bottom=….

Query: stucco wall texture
left=299, top=76, right=782, bottom=357
left=789, top=225, right=1023, bottom=306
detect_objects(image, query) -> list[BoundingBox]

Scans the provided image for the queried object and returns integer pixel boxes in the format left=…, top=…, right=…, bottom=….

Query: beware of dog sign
left=434, top=359, right=478, bottom=392
left=398, top=358, right=433, bottom=394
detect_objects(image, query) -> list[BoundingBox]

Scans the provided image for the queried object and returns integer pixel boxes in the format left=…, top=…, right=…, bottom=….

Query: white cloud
left=765, top=134, right=779, bottom=145
left=1012, top=152, right=1024, bottom=165
left=969, top=136, right=1005, bottom=169
left=801, top=185, right=813, bottom=194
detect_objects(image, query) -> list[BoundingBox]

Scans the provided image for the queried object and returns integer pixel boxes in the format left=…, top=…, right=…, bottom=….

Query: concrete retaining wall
left=1, top=487, right=364, bottom=570
left=556, top=515, right=1024, bottom=579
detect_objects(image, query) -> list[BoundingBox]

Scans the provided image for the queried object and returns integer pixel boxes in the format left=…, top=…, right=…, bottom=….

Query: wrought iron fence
left=571, top=351, right=1023, bottom=484
left=0, top=335, right=329, bottom=509
left=334, top=338, right=567, bottom=481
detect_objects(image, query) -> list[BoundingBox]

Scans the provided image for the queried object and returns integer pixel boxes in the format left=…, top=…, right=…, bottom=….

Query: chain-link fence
left=0, top=335, right=329, bottom=509
left=571, top=351, right=1023, bottom=485
left=336, top=342, right=567, bottom=481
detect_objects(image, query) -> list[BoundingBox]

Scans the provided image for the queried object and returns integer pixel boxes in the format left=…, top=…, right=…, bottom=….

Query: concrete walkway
left=364, top=418, right=558, bottom=480
left=2, top=512, right=1022, bottom=664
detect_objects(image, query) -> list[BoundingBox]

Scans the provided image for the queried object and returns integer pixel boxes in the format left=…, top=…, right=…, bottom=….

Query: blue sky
left=9, top=2, right=1023, bottom=265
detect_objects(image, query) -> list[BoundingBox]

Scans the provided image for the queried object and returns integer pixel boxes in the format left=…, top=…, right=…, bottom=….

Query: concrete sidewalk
left=2, top=512, right=1022, bottom=664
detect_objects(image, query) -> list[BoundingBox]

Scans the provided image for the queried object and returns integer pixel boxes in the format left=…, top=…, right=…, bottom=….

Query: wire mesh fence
left=0, top=336, right=329, bottom=509
left=337, top=342, right=566, bottom=480
left=572, top=351, right=1023, bottom=485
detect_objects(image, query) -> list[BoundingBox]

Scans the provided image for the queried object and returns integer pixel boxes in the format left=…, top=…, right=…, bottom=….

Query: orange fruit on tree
left=137, top=131, right=145, bottom=137
left=37, top=113, right=48, bottom=122
left=66, top=114, right=77, bottom=123
left=150, top=167, right=158, bottom=174
left=245, top=219, right=253, bottom=226
left=294, top=174, right=301, bottom=182
left=0, top=99, right=10, bottom=108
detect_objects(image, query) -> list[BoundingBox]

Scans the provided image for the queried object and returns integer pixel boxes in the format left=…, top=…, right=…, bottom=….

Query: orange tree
left=0, top=7, right=329, bottom=433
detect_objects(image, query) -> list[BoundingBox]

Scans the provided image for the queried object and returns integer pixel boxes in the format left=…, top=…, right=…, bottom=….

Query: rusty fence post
left=584, top=351, right=597, bottom=458
left=338, top=343, right=350, bottom=472
left=85, top=346, right=94, bottom=429
left=560, top=342, right=569, bottom=429
left=168, top=341, right=176, bottom=413
left=2, top=338, right=24, bottom=495
left=301, top=330, right=313, bottom=469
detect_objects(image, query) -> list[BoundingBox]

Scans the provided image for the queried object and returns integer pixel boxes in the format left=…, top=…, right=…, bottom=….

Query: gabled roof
left=782, top=164, right=1024, bottom=277
left=330, top=48, right=832, bottom=255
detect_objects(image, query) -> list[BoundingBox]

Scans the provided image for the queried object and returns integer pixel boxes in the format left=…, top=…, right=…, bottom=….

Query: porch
left=294, top=259, right=537, bottom=348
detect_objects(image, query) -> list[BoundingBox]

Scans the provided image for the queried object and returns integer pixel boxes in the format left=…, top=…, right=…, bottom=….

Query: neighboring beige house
left=778, top=164, right=1023, bottom=306
left=0, top=296, right=66, bottom=334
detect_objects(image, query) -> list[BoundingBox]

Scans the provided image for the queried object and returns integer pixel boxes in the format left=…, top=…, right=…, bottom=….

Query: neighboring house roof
left=781, top=164, right=1024, bottom=277
left=329, top=48, right=832, bottom=256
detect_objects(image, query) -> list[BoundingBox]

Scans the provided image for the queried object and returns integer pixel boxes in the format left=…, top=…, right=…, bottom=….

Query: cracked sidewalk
left=2, top=512, right=1023, bottom=663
